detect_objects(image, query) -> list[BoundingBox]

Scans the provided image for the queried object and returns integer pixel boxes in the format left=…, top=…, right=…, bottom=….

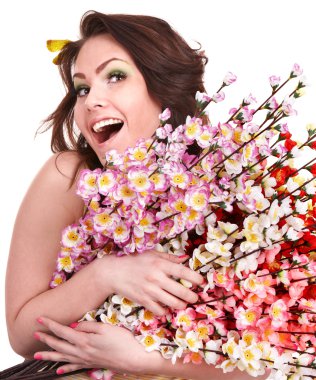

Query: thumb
left=153, top=251, right=189, bottom=263
left=72, top=321, right=106, bottom=334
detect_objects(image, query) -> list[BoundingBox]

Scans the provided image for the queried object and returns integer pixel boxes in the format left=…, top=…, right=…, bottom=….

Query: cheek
left=74, top=105, right=83, bottom=128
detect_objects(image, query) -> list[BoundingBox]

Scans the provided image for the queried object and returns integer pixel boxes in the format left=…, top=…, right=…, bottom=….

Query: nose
left=85, top=85, right=110, bottom=111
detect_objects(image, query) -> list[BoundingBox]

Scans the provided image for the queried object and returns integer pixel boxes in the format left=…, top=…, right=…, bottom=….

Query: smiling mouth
left=92, top=121, right=124, bottom=144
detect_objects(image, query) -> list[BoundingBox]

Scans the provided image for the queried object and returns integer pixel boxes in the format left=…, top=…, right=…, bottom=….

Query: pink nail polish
left=34, top=353, right=42, bottom=360
left=179, top=254, right=188, bottom=259
left=34, top=332, right=41, bottom=340
left=36, top=317, right=43, bottom=324
left=69, top=322, right=79, bottom=329
left=57, top=368, right=65, bottom=375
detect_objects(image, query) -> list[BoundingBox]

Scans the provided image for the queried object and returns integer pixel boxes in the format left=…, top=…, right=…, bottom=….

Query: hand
left=34, top=317, right=153, bottom=375
left=101, top=251, right=204, bottom=316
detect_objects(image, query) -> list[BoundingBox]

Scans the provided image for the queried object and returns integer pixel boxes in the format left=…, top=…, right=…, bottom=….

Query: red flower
left=308, top=141, right=316, bottom=150
left=308, top=163, right=316, bottom=176
left=280, top=131, right=292, bottom=140
left=284, top=139, right=297, bottom=151
left=303, top=284, right=316, bottom=299
left=271, top=166, right=295, bottom=188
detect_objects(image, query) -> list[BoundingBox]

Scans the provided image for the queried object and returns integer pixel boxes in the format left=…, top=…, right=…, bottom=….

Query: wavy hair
left=41, top=10, right=208, bottom=172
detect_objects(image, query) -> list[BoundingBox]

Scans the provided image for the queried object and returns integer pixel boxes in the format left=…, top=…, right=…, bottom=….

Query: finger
left=167, top=262, right=204, bottom=285
left=34, top=331, right=79, bottom=358
left=56, top=363, right=87, bottom=376
left=141, top=298, right=168, bottom=316
left=148, top=286, right=187, bottom=311
left=151, top=251, right=189, bottom=263
left=162, top=277, right=199, bottom=304
left=37, top=317, right=83, bottom=345
left=34, top=349, right=80, bottom=365
left=74, top=320, right=108, bottom=334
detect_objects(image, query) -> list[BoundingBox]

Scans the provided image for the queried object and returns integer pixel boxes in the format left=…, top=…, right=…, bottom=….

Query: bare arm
left=5, top=152, right=109, bottom=357
left=34, top=318, right=269, bottom=380
left=5, top=152, right=203, bottom=358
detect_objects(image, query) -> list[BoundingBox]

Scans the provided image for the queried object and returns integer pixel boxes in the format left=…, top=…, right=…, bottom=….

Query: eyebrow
left=72, top=58, right=128, bottom=80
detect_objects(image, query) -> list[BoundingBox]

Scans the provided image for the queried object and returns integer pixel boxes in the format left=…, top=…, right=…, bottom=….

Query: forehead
left=75, top=34, right=134, bottom=69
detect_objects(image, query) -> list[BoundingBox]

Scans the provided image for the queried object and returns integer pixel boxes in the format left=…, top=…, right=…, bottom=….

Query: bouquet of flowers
left=51, top=64, right=316, bottom=380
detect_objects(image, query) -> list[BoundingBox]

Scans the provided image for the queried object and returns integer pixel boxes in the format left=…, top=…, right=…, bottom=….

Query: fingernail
left=69, top=322, right=79, bottom=329
left=36, top=317, right=44, bottom=324
left=34, top=353, right=42, bottom=360
left=56, top=368, right=65, bottom=375
left=34, top=332, right=41, bottom=340
left=179, top=254, right=188, bottom=259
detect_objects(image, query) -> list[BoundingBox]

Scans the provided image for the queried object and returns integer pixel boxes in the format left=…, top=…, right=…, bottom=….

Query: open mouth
left=92, top=119, right=124, bottom=144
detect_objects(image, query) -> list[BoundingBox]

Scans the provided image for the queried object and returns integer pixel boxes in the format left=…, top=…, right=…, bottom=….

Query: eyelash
left=74, top=70, right=128, bottom=98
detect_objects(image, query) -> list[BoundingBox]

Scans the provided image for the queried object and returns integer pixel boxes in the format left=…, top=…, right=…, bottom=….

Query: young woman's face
left=73, top=34, right=161, bottom=163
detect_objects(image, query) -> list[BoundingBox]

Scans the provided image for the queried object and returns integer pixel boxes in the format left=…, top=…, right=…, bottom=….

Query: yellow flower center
left=174, top=200, right=187, bottom=212
left=144, top=336, right=155, bottom=347
left=245, top=310, right=256, bottom=323
left=243, top=334, right=253, bottom=346
left=115, top=226, right=124, bottom=235
left=173, top=174, right=185, bottom=183
left=133, top=176, right=146, bottom=187
left=244, top=349, right=254, bottom=362
left=107, top=313, right=118, bottom=324
left=144, top=310, right=154, bottom=320
left=192, top=194, right=206, bottom=207
left=133, top=150, right=146, bottom=161
left=187, top=338, right=195, bottom=348
left=121, top=186, right=134, bottom=197
left=87, top=176, right=96, bottom=187
left=197, top=326, right=208, bottom=339
left=122, top=297, right=133, bottom=306
left=187, top=123, right=198, bottom=136
left=178, top=315, right=191, bottom=326
left=272, top=306, right=281, bottom=318
left=96, top=213, right=111, bottom=225
left=54, top=277, right=63, bottom=285
left=99, top=175, right=111, bottom=186
left=67, top=232, right=78, bottom=242
left=60, top=256, right=71, bottom=267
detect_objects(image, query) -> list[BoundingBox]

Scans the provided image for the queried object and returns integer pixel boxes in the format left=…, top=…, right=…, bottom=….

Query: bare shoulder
left=26, top=152, right=85, bottom=220
left=38, top=151, right=83, bottom=186
left=6, top=152, right=86, bottom=326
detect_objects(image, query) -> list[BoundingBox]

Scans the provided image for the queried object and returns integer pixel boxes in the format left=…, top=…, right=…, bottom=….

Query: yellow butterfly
left=47, top=39, right=71, bottom=64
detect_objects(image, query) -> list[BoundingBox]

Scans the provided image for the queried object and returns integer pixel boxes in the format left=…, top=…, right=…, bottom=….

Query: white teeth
left=92, top=119, right=123, bottom=132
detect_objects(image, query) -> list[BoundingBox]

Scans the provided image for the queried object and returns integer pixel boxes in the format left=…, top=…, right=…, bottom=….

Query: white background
left=1, top=0, right=315, bottom=370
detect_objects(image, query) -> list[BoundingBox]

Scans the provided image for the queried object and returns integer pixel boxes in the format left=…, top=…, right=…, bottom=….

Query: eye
left=107, top=70, right=127, bottom=84
left=75, top=86, right=90, bottom=98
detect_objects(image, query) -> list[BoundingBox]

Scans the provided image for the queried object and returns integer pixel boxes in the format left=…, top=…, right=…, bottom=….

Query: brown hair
left=42, top=10, right=208, bottom=172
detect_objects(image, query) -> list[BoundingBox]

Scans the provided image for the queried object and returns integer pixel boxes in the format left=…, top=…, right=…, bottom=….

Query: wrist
left=91, top=254, right=117, bottom=295
left=131, top=349, right=163, bottom=375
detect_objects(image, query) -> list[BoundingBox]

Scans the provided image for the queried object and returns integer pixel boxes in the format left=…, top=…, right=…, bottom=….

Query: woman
left=5, top=11, right=268, bottom=380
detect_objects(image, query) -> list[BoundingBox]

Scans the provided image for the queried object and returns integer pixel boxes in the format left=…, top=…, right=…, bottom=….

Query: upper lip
left=88, top=116, right=124, bottom=131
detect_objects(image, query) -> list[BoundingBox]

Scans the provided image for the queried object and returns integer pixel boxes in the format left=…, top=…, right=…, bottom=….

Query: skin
left=5, top=34, right=269, bottom=379
left=73, top=34, right=162, bottom=163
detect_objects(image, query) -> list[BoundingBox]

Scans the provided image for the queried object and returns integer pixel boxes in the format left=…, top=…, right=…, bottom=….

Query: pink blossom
left=173, top=308, right=196, bottom=331
left=159, top=108, right=171, bottom=122
left=212, top=91, right=225, bottom=103
left=266, top=96, right=279, bottom=110
left=234, top=306, right=262, bottom=329
left=223, top=71, right=237, bottom=86
left=156, top=123, right=173, bottom=139
left=243, top=93, right=257, bottom=106
left=269, top=299, right=289, bottom=328
left=269, top=75, right=281, bottom=88
left=291, top=63, right=303, bottom=77
left=195, top=91, right=211, bottom=103
left=281, top=97, right=297, bottom=116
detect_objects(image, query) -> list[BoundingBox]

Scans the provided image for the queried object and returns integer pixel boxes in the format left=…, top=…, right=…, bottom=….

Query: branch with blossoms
left=50, top=64, right=316, bottom=379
